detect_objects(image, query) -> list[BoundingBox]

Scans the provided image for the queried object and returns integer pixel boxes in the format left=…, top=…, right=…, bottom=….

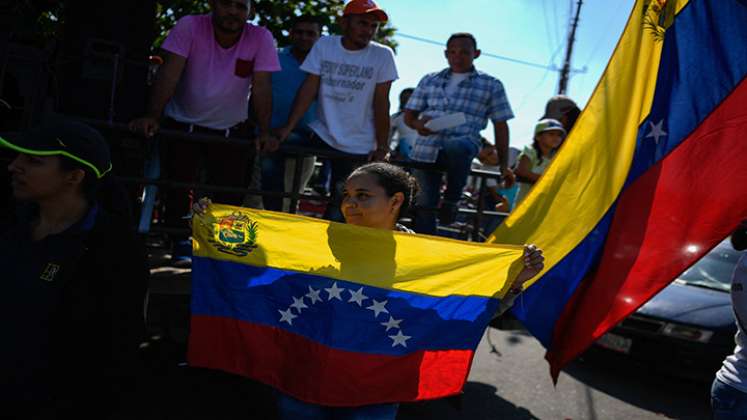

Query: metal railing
left=81, top=118, right=508, bottom=241
left=0, top=39, right=509, bottom=242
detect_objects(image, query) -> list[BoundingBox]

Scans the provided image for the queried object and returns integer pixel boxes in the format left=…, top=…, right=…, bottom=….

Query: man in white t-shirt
left=274, top=0, right=398, bottom=221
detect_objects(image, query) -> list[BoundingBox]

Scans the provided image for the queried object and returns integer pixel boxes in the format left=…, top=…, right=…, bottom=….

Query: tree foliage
left=155, top=0, right=397, bottom=51
left=17, top=0, right=398, bottom=52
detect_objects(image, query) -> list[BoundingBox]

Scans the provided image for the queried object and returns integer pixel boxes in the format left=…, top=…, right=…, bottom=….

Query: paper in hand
left=424, top=113, right=467, bottom=132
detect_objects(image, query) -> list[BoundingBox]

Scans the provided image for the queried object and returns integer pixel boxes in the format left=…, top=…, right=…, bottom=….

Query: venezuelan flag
left=490, top=0, right=747, bottom=379
left=188, top=204, right=524, bottom=406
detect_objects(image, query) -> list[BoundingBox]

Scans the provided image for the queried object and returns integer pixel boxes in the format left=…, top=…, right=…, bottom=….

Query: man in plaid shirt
left=404, top=33, right=515, bottom=235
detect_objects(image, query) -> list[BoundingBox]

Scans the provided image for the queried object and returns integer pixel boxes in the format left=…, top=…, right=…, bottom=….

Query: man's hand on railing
left=256, top=131, right=280, bottom=153
left=192, top=197, right=212, bottom=216
left=368, top=146, right=390, bottom=162
left=501, top=167, right=516, bottom=188
left=273, top=126, right=292, bottom=144
left=128, top=117, right=160, bottom=138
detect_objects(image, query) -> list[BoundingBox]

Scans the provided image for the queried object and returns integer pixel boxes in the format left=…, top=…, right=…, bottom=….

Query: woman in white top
left=513, top=118, right=565, bottom=208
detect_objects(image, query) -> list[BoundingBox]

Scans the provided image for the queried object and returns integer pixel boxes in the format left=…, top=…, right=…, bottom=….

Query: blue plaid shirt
left=406, top=68, right=514, bottom=163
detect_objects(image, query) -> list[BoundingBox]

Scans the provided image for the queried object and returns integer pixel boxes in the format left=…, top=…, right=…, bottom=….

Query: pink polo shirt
left=162, top=14, right=280, bottom=130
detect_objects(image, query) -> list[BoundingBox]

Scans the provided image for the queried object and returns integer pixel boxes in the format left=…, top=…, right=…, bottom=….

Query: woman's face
left=341, top=173, right=403, bottom=230
left=7, top=153, right=70, bottom=202
left=536, top=130, right=564, bottom=150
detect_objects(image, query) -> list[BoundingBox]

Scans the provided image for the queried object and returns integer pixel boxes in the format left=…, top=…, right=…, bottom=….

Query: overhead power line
left=395, top=32, right=557, bottom=71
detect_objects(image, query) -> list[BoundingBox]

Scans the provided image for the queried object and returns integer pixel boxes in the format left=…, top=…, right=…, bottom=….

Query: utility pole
left=558, top=0, right=583, bottom=95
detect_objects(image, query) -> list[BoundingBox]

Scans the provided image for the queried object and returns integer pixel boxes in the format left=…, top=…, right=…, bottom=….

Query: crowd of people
left=0, top=1, right=552, bottom=417
left=124, top=0, right=580, bottom=264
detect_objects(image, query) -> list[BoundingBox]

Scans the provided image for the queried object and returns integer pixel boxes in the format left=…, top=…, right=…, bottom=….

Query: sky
left=374, top=0, right=636, bottom=150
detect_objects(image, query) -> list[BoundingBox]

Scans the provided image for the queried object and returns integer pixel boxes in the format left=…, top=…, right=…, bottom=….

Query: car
left=591, top=239, right=744, bottom=381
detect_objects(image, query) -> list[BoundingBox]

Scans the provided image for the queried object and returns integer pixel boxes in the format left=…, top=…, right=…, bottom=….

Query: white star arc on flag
left=280, top=284, right=413, bottom=349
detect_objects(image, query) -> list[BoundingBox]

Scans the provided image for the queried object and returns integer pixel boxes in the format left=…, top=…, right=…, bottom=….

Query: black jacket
left=0, top=205, right=148, bottom=418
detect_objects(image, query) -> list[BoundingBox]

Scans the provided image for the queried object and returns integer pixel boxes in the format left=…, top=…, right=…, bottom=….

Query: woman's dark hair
left=398, top=87, right=414, bottom=111
left=58, top=156, right=101, bottom=202
left=531, top=138, right=545, bottom=166
left=348, top=162, right=420, bottom=217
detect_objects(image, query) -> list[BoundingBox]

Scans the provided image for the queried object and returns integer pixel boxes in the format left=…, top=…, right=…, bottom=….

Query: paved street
left=398, top=328, right=712, bottom=420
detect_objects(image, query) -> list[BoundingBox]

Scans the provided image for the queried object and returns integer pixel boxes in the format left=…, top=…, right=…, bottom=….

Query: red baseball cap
left=343, top=0, right=388, bottom=23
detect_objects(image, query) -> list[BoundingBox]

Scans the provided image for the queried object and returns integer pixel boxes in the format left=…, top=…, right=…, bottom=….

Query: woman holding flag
left=193, top=162, right=544, bottom=419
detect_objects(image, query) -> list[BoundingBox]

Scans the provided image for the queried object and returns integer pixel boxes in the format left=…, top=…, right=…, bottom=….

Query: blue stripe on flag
left=192, top=256, right=500, bottom=356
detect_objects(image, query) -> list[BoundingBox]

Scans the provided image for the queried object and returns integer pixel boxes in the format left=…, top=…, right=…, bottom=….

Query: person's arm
left=495, top=244, right=544, bottom=315
left=487, top=186, right=502, bottom=202
left=493, top=120, right=515, bottom=188
left=514, top=154, right=540, bottom=183
left=128, top=51, right=186, bottom=137
left=274, top=74, right=320, bottom=142
left=495, top=194, right=510, bottom=212
left=370, top=81, right=393, bottom=161
left=251, top=71, right=276, bottom=152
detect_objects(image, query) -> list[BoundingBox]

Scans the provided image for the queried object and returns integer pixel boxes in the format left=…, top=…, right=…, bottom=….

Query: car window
left=678, top=241, right=744, bottom=292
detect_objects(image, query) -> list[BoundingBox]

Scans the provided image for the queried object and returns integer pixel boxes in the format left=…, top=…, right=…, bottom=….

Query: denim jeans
left=261, top=128, right=315, bottom=212
left=712, top=378, right=747, bottom=419
left=263, top=131, right=365, bottom=221
left=276, top=392, right=398, bottom=420
left=413, top=138, right=480, bottom=235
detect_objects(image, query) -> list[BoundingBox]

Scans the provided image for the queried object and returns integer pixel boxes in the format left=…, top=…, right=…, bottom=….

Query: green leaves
left=154, top=0, right=397, bottom=51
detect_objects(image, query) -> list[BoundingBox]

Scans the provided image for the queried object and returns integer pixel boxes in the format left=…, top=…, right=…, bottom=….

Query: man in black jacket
left=0, top=119, right=148, bottom=418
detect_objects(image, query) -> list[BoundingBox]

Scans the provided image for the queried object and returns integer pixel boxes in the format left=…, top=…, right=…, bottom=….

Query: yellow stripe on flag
left=193, top=204, right=524, bottom=299
left=488, top=0, right=690, bottom=287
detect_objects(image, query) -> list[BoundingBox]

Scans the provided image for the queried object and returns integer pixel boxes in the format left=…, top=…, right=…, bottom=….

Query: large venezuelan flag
left=188, top=204, right=524, bottom=406
left=490, top=0, right=747, bottom=379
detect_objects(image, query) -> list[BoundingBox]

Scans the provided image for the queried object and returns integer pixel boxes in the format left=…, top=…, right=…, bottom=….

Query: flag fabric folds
left=490, top=0, right=747, bottom=379
left=188, top=204, right=524, bottom=406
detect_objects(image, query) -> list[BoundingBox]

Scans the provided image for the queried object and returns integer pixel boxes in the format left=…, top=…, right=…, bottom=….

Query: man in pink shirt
left=129, top=0, right=280, bottom=265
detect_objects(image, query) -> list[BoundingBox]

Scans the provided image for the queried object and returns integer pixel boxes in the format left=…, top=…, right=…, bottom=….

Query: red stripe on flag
left=547, top=78, right=747, bottom=378
left=188, top=315, right=474, bottom=406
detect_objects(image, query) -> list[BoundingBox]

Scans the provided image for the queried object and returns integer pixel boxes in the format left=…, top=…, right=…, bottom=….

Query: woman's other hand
left=192, top=197, right=212, bottom=217
left=509, top=244, right=545, bottom=294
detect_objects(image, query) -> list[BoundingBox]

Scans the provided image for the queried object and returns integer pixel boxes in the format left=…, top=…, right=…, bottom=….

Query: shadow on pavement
left=562, top=348, right=711, bottom=420
left=397, top=382, right=539, bottom=420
